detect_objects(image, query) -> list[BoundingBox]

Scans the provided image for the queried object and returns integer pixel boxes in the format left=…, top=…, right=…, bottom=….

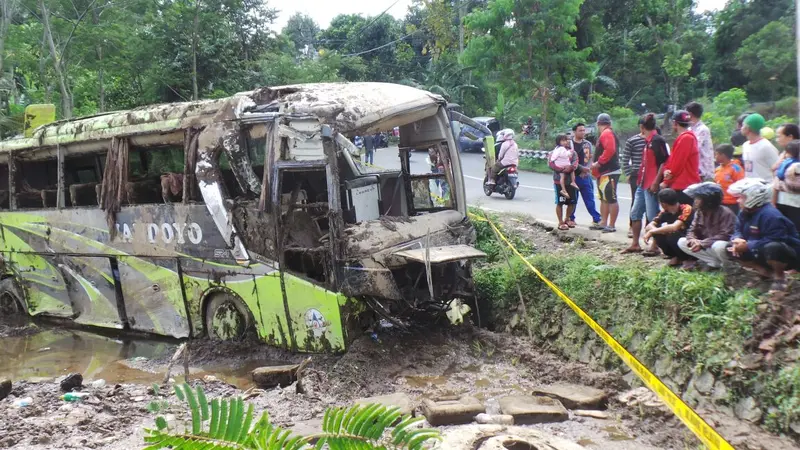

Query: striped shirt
left=621, top=134, right=646, bottom=180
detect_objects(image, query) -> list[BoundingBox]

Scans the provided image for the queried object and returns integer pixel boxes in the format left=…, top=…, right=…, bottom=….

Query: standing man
left=363, top=133, right=376, bottom=165
left=621, top=117, right=647, bottom=237
left=568, top=123, right=602, bottom=227
left=591, top=113, right=621, bottom=233
left=660, top=110, right=700, bottom=204
left=685, top=102, right=714, bottom=181
left=741, top=113, right=779, bottom=181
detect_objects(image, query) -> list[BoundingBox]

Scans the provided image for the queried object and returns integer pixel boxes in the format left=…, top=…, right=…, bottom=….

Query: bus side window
left=66, top=152, right=105, bottom=207
left=126, top=145, right=184, bottom=205
left=0, top=163, right=8, bottom=209
left=16, top=157, right=58, bottom=209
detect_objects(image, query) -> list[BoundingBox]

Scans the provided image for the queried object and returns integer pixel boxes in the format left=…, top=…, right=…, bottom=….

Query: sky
left=270, top=0, right=728, bottom=32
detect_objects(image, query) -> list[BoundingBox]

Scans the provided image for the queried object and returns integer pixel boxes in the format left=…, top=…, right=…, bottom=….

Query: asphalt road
left=371, top=147, right=632, bottom=241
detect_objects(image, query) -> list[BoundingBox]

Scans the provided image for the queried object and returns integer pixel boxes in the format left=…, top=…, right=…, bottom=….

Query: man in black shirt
left=568, top=123, right=602, bottom=226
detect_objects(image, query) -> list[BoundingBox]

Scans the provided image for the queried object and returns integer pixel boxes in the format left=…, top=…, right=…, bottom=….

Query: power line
left=341, top=29, right=419, bottom=57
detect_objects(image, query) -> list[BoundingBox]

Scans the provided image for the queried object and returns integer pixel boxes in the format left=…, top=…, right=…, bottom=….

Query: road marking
left=464, top=174, right=632, bottom=201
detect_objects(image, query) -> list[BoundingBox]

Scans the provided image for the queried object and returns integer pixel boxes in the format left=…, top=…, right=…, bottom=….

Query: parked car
left=458, top=116, right=501, bottom=153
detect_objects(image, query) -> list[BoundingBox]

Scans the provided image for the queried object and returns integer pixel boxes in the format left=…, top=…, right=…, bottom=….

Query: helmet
left=495, top=129, right=507, bottom=141
left=498, top=128, right=515, bottom=141
left=684, top=182, right=723, bottom=209
left=672, top=110, right=692, bottom=127
left=727, top=179, right=772, bottom=209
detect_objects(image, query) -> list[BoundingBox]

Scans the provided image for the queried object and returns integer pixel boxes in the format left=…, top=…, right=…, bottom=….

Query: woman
left=773, top=139, right=800, bottom=231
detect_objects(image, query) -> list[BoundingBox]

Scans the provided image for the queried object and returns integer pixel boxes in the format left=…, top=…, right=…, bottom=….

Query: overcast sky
left=270, top=0, right=729, bottom=32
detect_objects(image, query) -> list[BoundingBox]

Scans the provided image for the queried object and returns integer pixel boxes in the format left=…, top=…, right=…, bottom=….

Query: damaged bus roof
left=0, top=82, right=446, bottom=158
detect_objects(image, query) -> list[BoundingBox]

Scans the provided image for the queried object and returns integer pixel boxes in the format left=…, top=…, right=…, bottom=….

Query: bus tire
left=0, top=277, right=26, bottom=319
left=204, top=292, right=254, bottom=341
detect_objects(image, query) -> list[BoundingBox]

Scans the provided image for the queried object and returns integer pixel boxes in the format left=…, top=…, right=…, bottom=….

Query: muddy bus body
left=0, top=83, right=485, bottom=352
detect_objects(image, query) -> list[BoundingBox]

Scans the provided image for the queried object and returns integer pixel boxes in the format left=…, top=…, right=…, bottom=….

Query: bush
left=774, top=97, right=798, bottom=117
left=609, top=106, right=636, bottom=119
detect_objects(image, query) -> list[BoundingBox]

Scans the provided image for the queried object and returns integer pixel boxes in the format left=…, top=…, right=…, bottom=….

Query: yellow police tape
left=468, top=211, right=734, bottom=450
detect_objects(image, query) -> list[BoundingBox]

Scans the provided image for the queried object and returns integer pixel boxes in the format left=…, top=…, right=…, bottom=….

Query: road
left=371, top=147, right=632, bottom=242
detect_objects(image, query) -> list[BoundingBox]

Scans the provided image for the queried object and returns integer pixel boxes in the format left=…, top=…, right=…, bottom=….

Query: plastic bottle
left=12, top=397, right=33, bottom=408
left=60, top=392, right=90, bottom=402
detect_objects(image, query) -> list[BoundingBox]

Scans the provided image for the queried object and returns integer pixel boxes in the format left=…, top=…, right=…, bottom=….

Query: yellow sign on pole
left=23, top=104, right=56, bottom=138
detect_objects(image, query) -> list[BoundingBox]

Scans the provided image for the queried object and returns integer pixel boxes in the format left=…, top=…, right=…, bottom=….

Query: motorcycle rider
left=488, top=128, right=519, bottom=185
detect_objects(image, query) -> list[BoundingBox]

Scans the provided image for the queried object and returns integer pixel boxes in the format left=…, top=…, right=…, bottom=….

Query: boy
left=714, top=144, right=745, bottom=215
left=550, top=134, right=579, bottom=198
left=643, top=189, right=695, bottom=267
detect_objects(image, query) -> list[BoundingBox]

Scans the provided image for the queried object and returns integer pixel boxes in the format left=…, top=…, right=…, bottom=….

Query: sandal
left=558, top=223, right=569, bottom=231
left=589, top=224, right=605, bottom=231
left=566, top=220, right=576, bottom=228
left=621, top=247, right=643, bottom=254
left=602, top=226, right=616, bottom=233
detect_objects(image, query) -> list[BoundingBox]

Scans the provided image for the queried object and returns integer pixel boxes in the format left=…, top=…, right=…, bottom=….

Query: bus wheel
left=204, top=293, right=252, bottom=341
left=0, top=278, right=25, bottom=318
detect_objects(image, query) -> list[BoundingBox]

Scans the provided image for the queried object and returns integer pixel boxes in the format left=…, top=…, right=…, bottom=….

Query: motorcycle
left=483, top=165, right=519, bottom=200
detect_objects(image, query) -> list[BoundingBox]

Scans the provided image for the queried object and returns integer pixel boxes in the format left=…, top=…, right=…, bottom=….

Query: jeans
left=570, top=174, right=601, bottom=223
left=677, top=238, right=730, bottom=268
left=365, top=148, right=374, bottom=165
left=630, top=187, right=661, bottom=223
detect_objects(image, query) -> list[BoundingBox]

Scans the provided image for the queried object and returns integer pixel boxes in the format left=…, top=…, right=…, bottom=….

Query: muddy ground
left=0, top=216, right=798, bottom=449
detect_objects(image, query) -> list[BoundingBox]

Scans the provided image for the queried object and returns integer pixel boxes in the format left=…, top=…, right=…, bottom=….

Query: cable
left=341, top=29, right=419, bottom=57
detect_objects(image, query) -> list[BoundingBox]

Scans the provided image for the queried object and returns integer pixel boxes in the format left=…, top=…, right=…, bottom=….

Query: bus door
left=59, top=255, right=124, bottom=330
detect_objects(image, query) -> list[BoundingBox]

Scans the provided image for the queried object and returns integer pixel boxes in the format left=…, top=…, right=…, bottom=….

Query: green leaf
left=155, top=416, right=168, bottom=431
left=197, top=385, right=210, bottom=422
left=210, top=398, right=221, bottom=437
left=174, top=383, right=185, bottom=402
left=182, top=383, right=202, bottom=435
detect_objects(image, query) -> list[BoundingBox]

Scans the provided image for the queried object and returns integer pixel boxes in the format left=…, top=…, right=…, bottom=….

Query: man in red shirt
left=591, top=113, right=622, bottom=233
left=660, top=110, right=700, bottom=204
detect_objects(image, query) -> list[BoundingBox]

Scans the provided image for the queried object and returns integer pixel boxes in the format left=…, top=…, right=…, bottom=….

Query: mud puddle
left=0, top=328, right=276, bottom=389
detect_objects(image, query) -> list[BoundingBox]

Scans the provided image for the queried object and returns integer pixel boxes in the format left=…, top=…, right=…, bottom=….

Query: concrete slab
left=498, top=395, right=568, bottom=425
left=421, top=396, right=485, bottom=426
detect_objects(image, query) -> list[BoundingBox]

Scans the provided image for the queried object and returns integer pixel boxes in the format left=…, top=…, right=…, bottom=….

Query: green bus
left=0, top=83, right=485, bottom=352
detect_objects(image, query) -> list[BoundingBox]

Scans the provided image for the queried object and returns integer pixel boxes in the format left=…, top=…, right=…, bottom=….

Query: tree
left=569, top=61, right=618, bottom=103
left=735, top=20, right=797, bottom=100
left=463, top=0, right=588, bottom=144
left=283, top=13, right=320, bottom=57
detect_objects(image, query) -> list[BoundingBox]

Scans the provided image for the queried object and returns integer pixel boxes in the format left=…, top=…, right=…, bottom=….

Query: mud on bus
left=0, top=83, right=487, bottom=352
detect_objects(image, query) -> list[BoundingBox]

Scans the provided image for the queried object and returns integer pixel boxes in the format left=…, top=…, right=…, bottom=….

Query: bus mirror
left=24, top=104, right=56, bottom=138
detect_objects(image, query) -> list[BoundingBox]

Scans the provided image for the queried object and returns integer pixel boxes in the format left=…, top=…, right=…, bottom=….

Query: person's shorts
left=554, top=184, right=578, bottom=206
left=597, top=174, right=620, bottom=204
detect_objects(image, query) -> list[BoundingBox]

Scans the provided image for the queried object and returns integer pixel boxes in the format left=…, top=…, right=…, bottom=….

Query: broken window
left=65, top=153, right=104, bottom=207
left=15, top=157, right=58, bottom=209
left=127, top=145, right=184, bottom=204
left=278, top=168, right=329, bottom=283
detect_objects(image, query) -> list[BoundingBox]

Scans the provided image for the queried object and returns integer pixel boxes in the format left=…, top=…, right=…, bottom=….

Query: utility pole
left=457, top=0, right=465, bottom=54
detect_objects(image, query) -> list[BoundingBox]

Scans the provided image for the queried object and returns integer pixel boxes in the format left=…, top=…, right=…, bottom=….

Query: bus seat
left=40, top=189, right=65, bottom=208
left=69, top=182, right=99, bottom=207
left=17, top=190, right=44, bottom=209
left=160, top=173, right=183, bottom=203
left=126, top=178, right=162, bottom=204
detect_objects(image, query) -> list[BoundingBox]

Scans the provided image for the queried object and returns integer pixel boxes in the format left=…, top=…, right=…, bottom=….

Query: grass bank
left=469, top=208, right=800, bottom=437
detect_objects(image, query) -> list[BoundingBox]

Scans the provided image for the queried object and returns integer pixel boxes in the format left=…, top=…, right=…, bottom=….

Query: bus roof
left=0, top=82, right=444, bottom=158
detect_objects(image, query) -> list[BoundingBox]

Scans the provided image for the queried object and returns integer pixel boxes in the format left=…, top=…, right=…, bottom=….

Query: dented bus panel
left=0, top=82, right=484, bottom=353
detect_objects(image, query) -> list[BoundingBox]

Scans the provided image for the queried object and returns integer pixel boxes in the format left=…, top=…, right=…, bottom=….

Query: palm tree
left=401, top=59, right=477, bottom=104
left=569, top=62, right=618, bottom=103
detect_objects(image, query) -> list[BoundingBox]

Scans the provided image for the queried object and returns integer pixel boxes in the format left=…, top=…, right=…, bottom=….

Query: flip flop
left=566, top=220, right=577, bottom=228
left=558, top=224, right=569, bottom=231
left=621, top=247, right=643, bottom=254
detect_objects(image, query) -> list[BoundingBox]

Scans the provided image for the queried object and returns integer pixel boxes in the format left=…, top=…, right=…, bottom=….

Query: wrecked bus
left=0, top=82, right=486, bottom=352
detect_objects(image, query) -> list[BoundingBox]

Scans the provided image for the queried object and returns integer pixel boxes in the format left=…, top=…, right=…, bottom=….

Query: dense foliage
left=0, top=0, right=796, bottom=140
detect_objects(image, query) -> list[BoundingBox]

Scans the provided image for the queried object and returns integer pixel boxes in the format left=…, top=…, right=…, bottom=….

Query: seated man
left=677, top=182, right=737, bottom=270
left=727, top=179, right=800, bottom=292
left=643, top=189, right=695, bottom=267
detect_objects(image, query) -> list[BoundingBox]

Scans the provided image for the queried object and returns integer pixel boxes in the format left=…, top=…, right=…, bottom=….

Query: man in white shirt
left=741, top=113, right=779, bottom=181
left=685, top=102, right=714, bottom=180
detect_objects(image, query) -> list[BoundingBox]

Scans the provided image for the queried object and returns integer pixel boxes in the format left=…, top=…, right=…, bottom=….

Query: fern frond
left=197, top=386, right=210, bottom=421
left=143, top=432, right=247, bottom=450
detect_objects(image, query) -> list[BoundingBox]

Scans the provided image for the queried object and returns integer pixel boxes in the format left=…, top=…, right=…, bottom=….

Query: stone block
left=252, top=364, right=299, bottom=389
left=498, top=395, right=568, bottom=425
left=532, top=383, right=607, bottom=410
left=354, top=393, right=415, bottom=416
left=421, top=396, right=485, bottom=426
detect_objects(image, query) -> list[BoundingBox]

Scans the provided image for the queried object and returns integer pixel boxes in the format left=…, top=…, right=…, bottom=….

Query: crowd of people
left=549, top=105, right=800, bottom=293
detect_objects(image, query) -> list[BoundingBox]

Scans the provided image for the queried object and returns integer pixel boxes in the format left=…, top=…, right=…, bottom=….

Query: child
left=643, top=189, right=694, bottom=267
left=549, top=134, right=579, bottom=198
left=714, top=144, right=745, bottom=215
